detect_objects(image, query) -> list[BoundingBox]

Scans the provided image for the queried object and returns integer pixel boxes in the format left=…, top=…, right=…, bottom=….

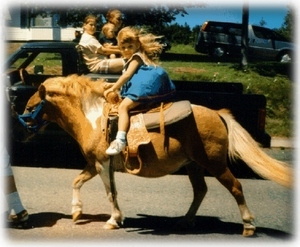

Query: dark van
left=195, top=21, right=293, bottom=62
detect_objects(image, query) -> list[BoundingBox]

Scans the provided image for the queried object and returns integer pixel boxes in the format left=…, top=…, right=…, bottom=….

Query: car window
left=210, top=25, right=225, bottom=33
left=8, top=53, right=30, bottom=72
left=26, top=52, right=63, bottom=75
left=228, top=27, right=242, bottom=36
left=252, top=26, right=272, bottom=39
left=8, top=52, right=63, bottom=76
left=271, top=30, right=289, bottom=42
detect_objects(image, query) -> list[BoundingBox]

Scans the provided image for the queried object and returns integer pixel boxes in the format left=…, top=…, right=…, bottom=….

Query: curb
left=270, top=137, right=294, bottom=148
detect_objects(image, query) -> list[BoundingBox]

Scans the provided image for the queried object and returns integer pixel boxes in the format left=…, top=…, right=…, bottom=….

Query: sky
left=173, top=4, right=290, bottom=30
left=0, top=1, right=293, bottom=31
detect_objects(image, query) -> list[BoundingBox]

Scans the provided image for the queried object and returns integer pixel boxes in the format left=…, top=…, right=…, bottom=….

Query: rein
left=18, top=99, right=49, bottom=133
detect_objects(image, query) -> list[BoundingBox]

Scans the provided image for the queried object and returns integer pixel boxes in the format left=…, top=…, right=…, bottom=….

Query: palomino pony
left=20, top=74, right=292, bottom=236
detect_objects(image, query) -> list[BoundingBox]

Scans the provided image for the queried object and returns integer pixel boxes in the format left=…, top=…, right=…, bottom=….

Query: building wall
left=4, top=5, right=82, bottom=42
left=5, top=27, right=81, bottom=41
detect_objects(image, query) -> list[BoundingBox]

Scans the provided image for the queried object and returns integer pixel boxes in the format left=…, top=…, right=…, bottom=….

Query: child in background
left=106, top=9, right=123, bottom=34
left=79, top=15, right=124, bottom=74
left=104, top=26, right=176, bottom=155
left=100, top=23, right=119, bottom=59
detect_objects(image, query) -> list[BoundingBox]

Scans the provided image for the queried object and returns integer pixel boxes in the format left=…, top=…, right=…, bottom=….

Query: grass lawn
left=160, top=44, right=293, bottom=138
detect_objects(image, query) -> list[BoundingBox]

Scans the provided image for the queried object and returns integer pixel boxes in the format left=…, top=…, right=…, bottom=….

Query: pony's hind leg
left=176, top=162, right=207, bottom=230
left=72, top=164, right=98, bottom=222
left=215, top=167, right=256, bottom=236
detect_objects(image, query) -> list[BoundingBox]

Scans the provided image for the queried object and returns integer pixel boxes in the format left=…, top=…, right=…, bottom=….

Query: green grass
left=161, top=44, right=293, bottom=137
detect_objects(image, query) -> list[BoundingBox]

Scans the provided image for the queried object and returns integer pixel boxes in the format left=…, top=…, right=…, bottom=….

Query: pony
left=20, top=74, right=292, bottom=236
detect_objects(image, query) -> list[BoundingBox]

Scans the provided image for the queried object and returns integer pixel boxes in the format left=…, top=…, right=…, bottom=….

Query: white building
left=4, top=5, right=80, bottom=42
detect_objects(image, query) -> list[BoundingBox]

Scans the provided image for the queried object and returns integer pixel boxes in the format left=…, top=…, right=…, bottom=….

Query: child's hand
left=104, top=88, right=113, bottom=98
left=104, top=89, right=120, bottom=104
left=104, top=83, right=114, bottom=90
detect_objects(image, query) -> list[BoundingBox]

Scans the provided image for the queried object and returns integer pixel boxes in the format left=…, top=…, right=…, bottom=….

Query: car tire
left=279, top=52, right=291, bottom=63
left=210, top=47, right=225, bottom=58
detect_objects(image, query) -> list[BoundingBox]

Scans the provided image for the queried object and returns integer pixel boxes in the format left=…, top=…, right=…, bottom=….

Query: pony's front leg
left=99, top=159, right=123, bottom=229
left=72, top=164, right=98, bottom=221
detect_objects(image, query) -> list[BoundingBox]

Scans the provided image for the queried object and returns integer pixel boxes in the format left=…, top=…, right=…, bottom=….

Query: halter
left=18, top=99, right=49, bottom=133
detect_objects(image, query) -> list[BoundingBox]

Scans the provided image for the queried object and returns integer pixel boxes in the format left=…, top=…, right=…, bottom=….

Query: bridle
left=17, top=99, right=49, bottom=133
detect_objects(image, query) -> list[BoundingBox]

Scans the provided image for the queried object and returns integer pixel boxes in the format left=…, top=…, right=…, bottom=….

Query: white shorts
left=99, top=59, right=110, bottom=74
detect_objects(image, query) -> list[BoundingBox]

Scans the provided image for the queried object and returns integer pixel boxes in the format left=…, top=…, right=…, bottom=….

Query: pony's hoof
left=242, top=228, right=255, bottom=237
left=103, top=218, right=121, bottom=230
left=72, top=211, right=82, bottom=222
left=103, top=222, right=120, bottom=230
left=243, top=220, right=256, bottom=237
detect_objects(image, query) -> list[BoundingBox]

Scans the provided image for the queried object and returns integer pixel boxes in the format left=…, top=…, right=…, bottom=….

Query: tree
left=22, top=4, right=188, bottom=35
left=277, top=8, right=294, bottom=41
left=259, top=18, right=266, bottom=27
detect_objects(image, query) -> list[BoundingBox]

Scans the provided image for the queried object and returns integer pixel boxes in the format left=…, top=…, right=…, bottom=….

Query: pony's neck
left=56, top=95, right=105, bottom=151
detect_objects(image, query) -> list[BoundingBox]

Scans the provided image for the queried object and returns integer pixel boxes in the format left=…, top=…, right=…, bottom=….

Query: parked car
left=195, top=21, right=293, bottom=62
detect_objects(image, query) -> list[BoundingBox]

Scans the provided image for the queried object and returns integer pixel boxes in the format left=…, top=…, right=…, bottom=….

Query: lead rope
left=160, top=102, right=165, bottom=136
left=108, top=115, right=118, bottom=202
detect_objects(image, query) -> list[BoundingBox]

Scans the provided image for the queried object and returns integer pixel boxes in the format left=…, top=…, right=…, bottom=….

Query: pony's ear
left=38, top=84, right=46, bottom=99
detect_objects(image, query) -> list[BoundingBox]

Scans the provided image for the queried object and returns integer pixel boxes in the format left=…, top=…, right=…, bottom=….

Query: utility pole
left=240, top=3, right=249, bottom=70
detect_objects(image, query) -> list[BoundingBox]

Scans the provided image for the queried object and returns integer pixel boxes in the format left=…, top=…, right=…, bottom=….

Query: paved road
left=3, top=139, right=296, bottom=245
left=2, top=161, right=295, bottom=245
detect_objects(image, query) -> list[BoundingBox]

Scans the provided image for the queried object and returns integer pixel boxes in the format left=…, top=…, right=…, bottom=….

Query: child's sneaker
left=106, top=139, right=126, bottom=155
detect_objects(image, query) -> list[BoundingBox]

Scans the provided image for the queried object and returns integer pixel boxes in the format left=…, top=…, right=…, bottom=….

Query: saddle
left=103, top=100, right=192, bottom=174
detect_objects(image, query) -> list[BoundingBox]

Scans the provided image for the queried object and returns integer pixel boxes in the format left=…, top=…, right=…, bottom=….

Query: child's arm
left=97, top=45, right=121, bottom=56
left=104, top=56, right=142, bottom=96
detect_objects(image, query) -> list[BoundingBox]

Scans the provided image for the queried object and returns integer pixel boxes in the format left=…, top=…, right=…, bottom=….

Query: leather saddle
left=104, top=100, right=192, bottom=174
left=126, top=100, right=192, bottom=156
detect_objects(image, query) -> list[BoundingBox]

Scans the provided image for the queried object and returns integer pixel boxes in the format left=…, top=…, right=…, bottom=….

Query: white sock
left=116, top=131, right=126, bottom=143
left=7, top=191, right=25, bottom=215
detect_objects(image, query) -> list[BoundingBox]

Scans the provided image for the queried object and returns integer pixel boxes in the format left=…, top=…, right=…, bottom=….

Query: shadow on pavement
left=5, top=212, right=111, bottom=229
left=5, top=212, right=293, bottom=240
left=123, top=214, right=293, bottom=239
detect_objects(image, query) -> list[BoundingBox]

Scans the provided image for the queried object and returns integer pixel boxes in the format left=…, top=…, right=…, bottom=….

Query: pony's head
left=19, top=74, right=109, bottom=132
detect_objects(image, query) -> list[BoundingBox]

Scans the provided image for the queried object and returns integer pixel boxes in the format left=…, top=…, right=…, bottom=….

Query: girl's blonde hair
left=117, top=26, right=163, bottom=65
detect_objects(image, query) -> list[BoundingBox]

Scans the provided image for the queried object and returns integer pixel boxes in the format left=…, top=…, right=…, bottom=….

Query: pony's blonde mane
left=42, top=74, right=106, bottom=99
left=42, top=75, right=107, bottom=129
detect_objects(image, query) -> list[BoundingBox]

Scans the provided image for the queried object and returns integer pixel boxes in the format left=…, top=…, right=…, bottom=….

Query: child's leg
left=118, top=98, right=140, bottom=132
left=99, top=58, right=124, bottom=74
left=106, top=98, right=140, bottom=155
left=107, top=58, right=125, bottom=74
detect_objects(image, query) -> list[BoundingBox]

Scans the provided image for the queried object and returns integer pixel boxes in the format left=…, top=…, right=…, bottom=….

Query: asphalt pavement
left=2, top=162, right=296, bottom=245
left=2, top=137, right=296, bottom=246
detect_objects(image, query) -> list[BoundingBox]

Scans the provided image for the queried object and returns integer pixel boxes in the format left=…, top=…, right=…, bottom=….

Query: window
left=26, top=52, right=62, bottom=75
left=8, top=52, right=63, bottom=75
left=229, top=27, right=242, bottom=36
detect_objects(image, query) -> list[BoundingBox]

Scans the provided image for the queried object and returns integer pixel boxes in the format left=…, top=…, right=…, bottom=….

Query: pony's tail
left=218, top=109, right=293, bottom=189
